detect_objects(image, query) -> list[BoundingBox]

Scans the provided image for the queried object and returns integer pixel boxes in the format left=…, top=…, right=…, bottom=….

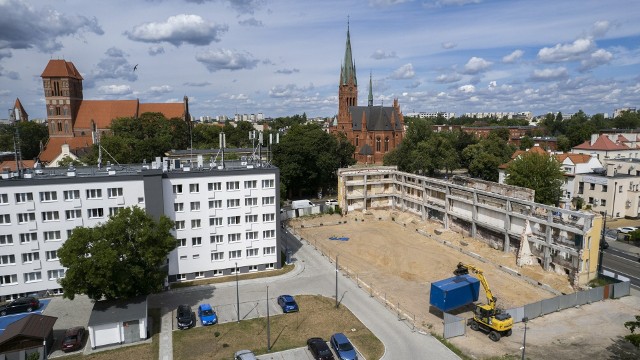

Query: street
left=602, top=246, right=640, bottom=288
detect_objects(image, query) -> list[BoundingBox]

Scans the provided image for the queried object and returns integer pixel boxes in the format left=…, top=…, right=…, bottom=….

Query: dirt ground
left=290, top=211, right=640, bottom=360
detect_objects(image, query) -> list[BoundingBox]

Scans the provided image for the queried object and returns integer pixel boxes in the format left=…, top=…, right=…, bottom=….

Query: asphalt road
left=150, top=229, right=459, bottom=360
left=602, top=247, right=640, bottom=288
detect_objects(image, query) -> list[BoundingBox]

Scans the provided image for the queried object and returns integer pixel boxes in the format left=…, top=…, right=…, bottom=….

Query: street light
left=521, top=317, right=529, bottom=360
left=266, top=286, right=271, bottom=351
left=335, top=255, right=339, bottom=308
left=236, top=262, right=240, bottom=323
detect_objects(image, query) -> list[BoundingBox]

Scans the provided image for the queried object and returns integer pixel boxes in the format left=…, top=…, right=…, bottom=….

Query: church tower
left=41, top=60, right=84, bottom=137
left=337, top=23, right=357, bottom=133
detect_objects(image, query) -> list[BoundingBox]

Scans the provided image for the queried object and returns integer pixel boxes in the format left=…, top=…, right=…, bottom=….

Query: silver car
left=234, top=350, right=257, bottom=360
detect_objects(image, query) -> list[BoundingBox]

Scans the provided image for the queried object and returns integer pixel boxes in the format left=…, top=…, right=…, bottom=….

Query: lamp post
left=335, top=255, right=339, bottom=308
left=521, top=317, right=528, bottom=360
left=266, top=286, right=271, bottom=351
left=235, top=262, right=240, bottom=323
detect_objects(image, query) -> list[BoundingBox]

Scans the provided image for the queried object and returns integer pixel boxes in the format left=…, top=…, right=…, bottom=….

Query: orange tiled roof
left=0, top=160, right=35, bottom=172
left=555, top=153, right=592, bottom=164
left=573, top=134, right=629, bottom=151
left=40, top=59, right=83, bottom=80
left=139, top=102, right=184, bottom=120
left=617, top=134, right=630, bottom=142
left=38, top=136, right=93, bottom=163
left=510, top=144, right=546, bottom=159
left=74, top=100, right=139, bottom=130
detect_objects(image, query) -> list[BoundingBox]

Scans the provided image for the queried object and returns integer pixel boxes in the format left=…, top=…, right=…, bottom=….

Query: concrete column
left=543, top=210, right=553, bottom=270
left=471, top=192, right=478, bottom=238
left=504, top=199, right=511, bottom=252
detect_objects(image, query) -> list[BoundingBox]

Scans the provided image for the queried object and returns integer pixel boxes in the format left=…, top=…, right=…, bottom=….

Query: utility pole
left=267, top=286, right=271, bottom=351
left=235, top=262, right=240, bottom=322
left=521, top=317, right=528, bottom=360
left=335, top=255, right=339, bottom=308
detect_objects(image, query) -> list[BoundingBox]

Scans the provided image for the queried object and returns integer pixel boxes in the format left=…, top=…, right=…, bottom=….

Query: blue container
left=429, top=274, right=480, bottom=312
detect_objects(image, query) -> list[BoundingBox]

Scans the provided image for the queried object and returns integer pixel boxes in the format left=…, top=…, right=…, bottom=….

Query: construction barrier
left=443, top=312, right=466, bottom=339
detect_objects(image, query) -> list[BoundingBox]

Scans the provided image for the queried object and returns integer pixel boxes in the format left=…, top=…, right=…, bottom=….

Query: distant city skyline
left=1, top=0, right=639, bottom=120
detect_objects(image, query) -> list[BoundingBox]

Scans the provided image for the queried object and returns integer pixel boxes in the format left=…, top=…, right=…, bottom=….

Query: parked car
left=307, top=337, right=334, bottom=360
left=330, top=333, right=357, bottom=360
left=197, top=303, right=217, bottom=326
left=62, top=326, right=85, bottom=352
left=0, top=296, right=40, bottom=316
left=176, top=304, right=195, bottom=330
left=234, top=350, right=257, bottom=360
left=277, top=295, right=299, bottom=313
left=617, top=226, right=638, bottom=234
left=325, top=199, right=338, bottom=206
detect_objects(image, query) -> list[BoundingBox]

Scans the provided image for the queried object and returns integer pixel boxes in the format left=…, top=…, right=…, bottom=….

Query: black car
left=176, top=304, right=195, bottom=329
left=0, top=297, right=40, bottom=316
left=307, top=337, right=334, bottom=360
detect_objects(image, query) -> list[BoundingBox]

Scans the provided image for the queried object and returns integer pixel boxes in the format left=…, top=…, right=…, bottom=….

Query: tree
left=625, top=315, right=640, bottom=348
left=505, top=153, right=565, bottom=205
left=0, top=122, right=48, bottom=160
left=519, top=136, right=534, bottom=150
left=58, top=207, right=176, bottom=300
left=58, top=155, right=82, bottom=167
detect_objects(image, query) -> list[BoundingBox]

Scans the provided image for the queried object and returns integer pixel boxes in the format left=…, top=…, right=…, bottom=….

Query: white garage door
left=92, top=323, right=120, bottom=347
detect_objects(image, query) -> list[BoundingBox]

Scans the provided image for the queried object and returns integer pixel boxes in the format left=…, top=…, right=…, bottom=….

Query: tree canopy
left=0, top=121, right=48, bottom=160
left=505, top=153, right=565, bottom=205
left=58, top=206, right=176, bottom=300
left=625, top=315, right=640, bottom=348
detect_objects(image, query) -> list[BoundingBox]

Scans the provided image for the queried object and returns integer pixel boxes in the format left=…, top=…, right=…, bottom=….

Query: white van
left=291, top=199, right=314, bottom=210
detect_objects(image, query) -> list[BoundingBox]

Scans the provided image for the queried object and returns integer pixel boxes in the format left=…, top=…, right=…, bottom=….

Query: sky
left=1, top=0, right=639, bottom=120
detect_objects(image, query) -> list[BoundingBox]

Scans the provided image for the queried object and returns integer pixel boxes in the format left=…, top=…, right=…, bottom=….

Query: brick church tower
left=337, top=23, right=358, bottom=133
left=41, top=60, right=84, bottom=137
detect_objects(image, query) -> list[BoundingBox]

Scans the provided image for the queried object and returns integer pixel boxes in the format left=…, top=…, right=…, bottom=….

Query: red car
left=62, top=326, right=85, bottom=352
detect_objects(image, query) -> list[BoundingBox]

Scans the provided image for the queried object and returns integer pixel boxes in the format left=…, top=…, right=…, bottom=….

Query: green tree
left=614, top=110, right=640, bottom=129
left=58, top=207, right=176, bottom=300
left=519, top=136, right=534, bottom=150
left=192, top=123, right=221, bottom=149
left=0, top=122, right=48, bottom=160
left=505, top=153, right=564, bottom=205
left=58, top=155, right=82, bottom=167
left=556, top=135, right=572, bottom=152
left=625, top=315, right=640, bottom=348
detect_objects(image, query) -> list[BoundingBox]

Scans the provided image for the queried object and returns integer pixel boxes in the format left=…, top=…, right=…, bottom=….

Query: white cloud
left=268, top=83, right=314, bottom=98
left=537, top=37, right=594, bottom=62
left=463, top=57, right=492, bottom=74
left=389, top=63, right=415, bottom=79
left=579, top=49, right=613, bottom=71
left=591, top=20, right=611, bottom=38
left=97, top=85, right=132, bottom=95
left=435, top=73, right=461, bottom=83
left=275, top=68, right=300, bottom=74
left=488, top=80, right=497, bottom=88
left=238, top=18, right=264, bottom=27
left=502, top=50, right=524, bottom=63
left=458, top=84, right=475, bottom=93
left=148, top=85, right=173, bottom=95
left=427, top=0, right=481, bottom=7
left=148, top=46, right=165, bottom=56
left=369, top=0, right=410, bottom=6
left=195, top=49, right=259, bottom=71
left=371, top=50, right=398, bottom=60
left=85, top=48, right=137, bottom=87
left=530, top=67, right=568, bottom=81
left=125, top=14, right=228, bottom=46
left=441, top=42, right=457, bottom=49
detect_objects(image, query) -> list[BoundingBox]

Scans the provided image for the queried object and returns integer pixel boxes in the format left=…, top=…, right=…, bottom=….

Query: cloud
left=85, top=47, right=137, bottom=87
left=502, top=49, right=524, bottom=63
left=579, top=49, right=613, bottom=72
left=537, top=37, right=594, bottom=62
left=275, top=68, right=300, bottom=74
left=148, top=46, right=165, bottom=56
left=225, top=0, right=264, bottom=14
left=195, top=49, right=259, bottom=71
left=463, top=57, right=492, bottom=74
left=0, top=0, right=103, bottom=56
left=238, top=18, right=264, bottom=27
left=183, top=81, right=212, bottom=87
left=406, top=80, right=422, bottom=89
left=148, top=85, right=173, bottom=95
left=97, top=85, right=132, bottom=95
left=458, top=84, right=475, bottom=93
left=0, top=64, right=20, bottom=80
left=268, top=83, right=313, bottom=98
left=488, top=80, right=497, bottom=88
left=371, top=50, right=397, bottom=60
left=441, top=42, right=457, bottom=49
left=125, top=14, right=228, bottom=46
left=426, top=0, right=481, bottom=7
left=369, top=0, right=410, bottom=6
left=435, top=73, right=461, bottom=83
left=389, top=63, right=415, bottom=79
left=0, top=90, right=11, bottom=96
left=591, top=20, right=610, bottom=38
left=530, top=67, right=568, bottom=81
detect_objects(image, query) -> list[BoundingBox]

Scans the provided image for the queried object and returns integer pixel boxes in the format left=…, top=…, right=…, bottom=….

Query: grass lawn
left=173, top=295, right=385, bottom=360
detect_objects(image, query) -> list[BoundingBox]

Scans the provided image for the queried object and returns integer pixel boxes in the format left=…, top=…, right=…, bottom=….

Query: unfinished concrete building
left=337, top=167, right=603, bottom=287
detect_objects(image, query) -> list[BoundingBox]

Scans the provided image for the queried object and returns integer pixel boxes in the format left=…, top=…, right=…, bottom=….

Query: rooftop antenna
left=219, top=132, right=226, bottom=168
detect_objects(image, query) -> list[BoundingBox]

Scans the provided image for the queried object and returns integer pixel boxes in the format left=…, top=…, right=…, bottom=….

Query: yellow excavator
left=454, top=262, right=513, bottom=341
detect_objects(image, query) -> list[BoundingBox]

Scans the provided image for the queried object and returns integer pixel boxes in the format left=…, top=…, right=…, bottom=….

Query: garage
left=87, top=296, right=147, bottom=349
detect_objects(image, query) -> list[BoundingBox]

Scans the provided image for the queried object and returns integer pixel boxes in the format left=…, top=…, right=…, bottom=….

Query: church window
left=48, top=107, right=54, bottom=116
left=63, top=106, right=68, bottom=116
left=57, top=122, right=62, bottom=132
left=53, top=81, right=61, bottom=96
left=64, top=121, right=69, bottom=134
left=376, top=137, right=381, bottom=152
left=355, top=136, right=359, bottom=146
left=385, top=137, right=389, bottom=151
left=55, top=106, right=61, bottom=116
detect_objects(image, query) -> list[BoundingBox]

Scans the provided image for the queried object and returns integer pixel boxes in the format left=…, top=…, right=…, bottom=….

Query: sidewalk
left=609, top=237, right=640, bottom=256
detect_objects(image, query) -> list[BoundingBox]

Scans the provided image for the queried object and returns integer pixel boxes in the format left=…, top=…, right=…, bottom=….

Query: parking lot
left=0, top=299, right=51, bottom=334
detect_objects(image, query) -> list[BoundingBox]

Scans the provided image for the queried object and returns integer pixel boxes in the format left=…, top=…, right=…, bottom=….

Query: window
left=87, top=208, right=104, bottom=219
left=15, top=192, right=33, bottom=203
left=177, top=238, right=186, bottom=247
left=209, top=217, right=223, bottom=226
left=107, top=188, right=123, bottom=198
left=175, top=220, right=185, bottom=230
left=247, top=248, right=259, bottom=257
left=265, top=263, right=274, bottom=270
left=244, top=180, right=257, bottom=189
left=262, top=196, right=275, bottom=205
left=227, top=181, right=239, bottom=190
left=248, top=265, right=258, bottom=272
left=602, top=185, right=608, bottom=192
left=176, top=274, right=186, bottom=281
left=22, top=252, right=39, bottom=263
left=262, top=179, right=274, bottom=188
left=227, top=216, right=240, bottom=225
left=173, top=184, right=183, bottom=194
left=620, top=185, right=623, bottom=193
left=17, top=213, right=35, bottom=223
left=174, top=203, right=184, bottom=212
left=245, top=214, right=258, bottom=223
left=209, top=200, right=222, bottom=209
left=210, top=235, right=223, bottom=244
left=24, top=272, right=42, bottom=283
left=194, top=271, right=204, bottom=278
left=228, top=233, right=241, bottom=243
left=245, top=198, right=257, bottom=206
left=63, top=190, right=80, bottom=200
left=109, top=207, right=123, bottom=216
left=0, top=193, right=7, bottom=204
left=190, top=201, right=201, bottom=211
left=601, top=199, right=607, bottom=206
left=355, top=136, right=359, bottom=147
left=263, top=213, right=275, bottom=222
left=0, top=234, right=13, bottom=245
left=229, top=250, right=241, bottom=259
left=384, top=137, right=389, bottom=152
left=39, top=191, right=57, bottom=202
left=263, top=230, right=275, bottom=239
left=245, top=231, right=258, bottom=240
left=208, top=182, right=222, bottom=191
left=42, top=211, right=60, bottom=222
left=180, top=255, right=187, bottom=260
left=211, top=252, right=224, bottom=261
left=0, top=214, right=9, bottom=224
left=213, top=269, right=223, bottom=276
left=376, top=137, right=381, bottom=152
left=48, top=269, right=65, bottom=280
left=46, top=250, right=58, bottom=261
left=43, top=231, right=61, bottom=242
left=0, top=274, right=18, bottom=285
left=65, top=209, right=81, bottom=220
left=86, top=189, right=102, bottom=199
left=189, top=183, right=200, bottom=193
left=263, top=246, right=276, bottom=255
left=192, top=237, right=202, bottom=246
left=0, top=255, right=15, bottom=265
left=19, top=233, right=37, bottom=244
left=191, top=219, right=201, bottom=229
left=227, top=199, right=240, bottom=208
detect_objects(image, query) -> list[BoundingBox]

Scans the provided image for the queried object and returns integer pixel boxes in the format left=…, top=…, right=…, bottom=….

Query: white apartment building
left=0, top=161, right=280, bottom=301
left=405, top=112, right=456, bottom=120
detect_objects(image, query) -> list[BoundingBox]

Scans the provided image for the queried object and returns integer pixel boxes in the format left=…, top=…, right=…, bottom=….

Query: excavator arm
left=454, top=262, right=497, bottom=310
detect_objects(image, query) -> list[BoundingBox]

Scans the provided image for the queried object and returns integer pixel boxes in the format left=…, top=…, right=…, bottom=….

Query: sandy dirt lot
left=291, top=211, right=640, bottom=360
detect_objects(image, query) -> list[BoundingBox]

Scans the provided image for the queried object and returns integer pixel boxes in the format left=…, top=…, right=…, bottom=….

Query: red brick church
left=330, top=25, right=405, bottom=164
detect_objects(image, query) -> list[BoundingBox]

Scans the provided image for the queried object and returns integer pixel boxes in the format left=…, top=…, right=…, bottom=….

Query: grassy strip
left=173, top=295, right=384, bottom=360
left=170, top=264, right=294, bottom=289
left=430, top=332, right=473, bottom=360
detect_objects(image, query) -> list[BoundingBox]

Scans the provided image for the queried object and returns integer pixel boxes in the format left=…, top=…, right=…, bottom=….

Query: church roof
left=340, top=24, right=357, bottom=86
left=41, top=59, right=83, bottom=80
left=350, top=105, right=403, bottom=132
left=74, top=100, right=185, bottom=130
left=359, top=143, right=373, bottom=155
left=139, top=102, right=185, bottom=120
left=14, top=98, right=28, bottom=117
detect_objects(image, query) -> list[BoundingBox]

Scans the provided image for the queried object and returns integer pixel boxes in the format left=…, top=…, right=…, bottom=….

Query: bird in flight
left=133, top=64, right=139, bottom=72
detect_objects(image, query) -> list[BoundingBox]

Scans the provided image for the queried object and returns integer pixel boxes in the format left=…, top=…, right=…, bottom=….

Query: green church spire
left=340, top=20, right=357, bottom=86
left=368, top=71, right=373, bottom=106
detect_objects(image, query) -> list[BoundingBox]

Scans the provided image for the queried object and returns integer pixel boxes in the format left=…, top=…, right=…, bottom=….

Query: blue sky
left=0, top=0, right=639, bottom=120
